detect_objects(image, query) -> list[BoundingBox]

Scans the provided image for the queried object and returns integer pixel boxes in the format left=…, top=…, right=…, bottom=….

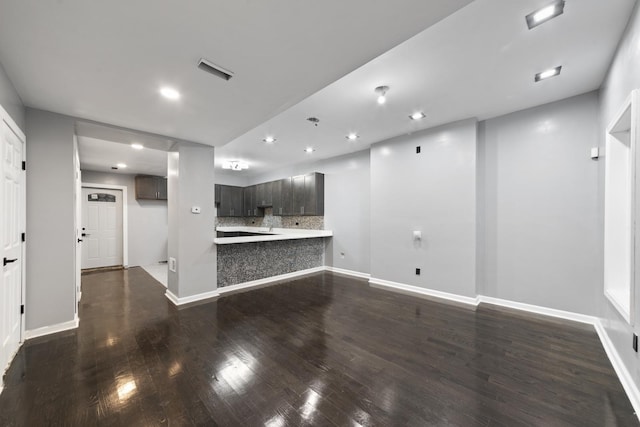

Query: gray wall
left=81, top=171, right=168, bottom=267
left=216, top=170, right=249, bottom=187
left=370, top=119, right=477, bottom=297
left=25, top=108, right=76, bottom=330
left=0, top=61, right=24, bottom=132
left=598, top=0, right=640, bottom=396
left=479, top=92, right=601, bottom=315
left=247, top=149, right=371, bottom=275
left=168, top=145, right=217, bottom=298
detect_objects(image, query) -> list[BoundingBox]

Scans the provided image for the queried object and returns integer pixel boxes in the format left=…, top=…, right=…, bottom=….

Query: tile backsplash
left=215, top=207, right=324, bottom=230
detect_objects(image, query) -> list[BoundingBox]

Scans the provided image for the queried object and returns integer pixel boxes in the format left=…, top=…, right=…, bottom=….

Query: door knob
left=3, top=257, right=17, bottom=266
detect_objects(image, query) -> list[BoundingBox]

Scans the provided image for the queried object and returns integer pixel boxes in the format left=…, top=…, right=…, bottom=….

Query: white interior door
left=81, top=188, right=123, bottom=269
left=0, top=119, right=23, bottom=375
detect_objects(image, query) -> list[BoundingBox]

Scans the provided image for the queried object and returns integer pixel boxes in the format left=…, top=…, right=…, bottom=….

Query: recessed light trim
left=116, top=163, right=127, bottom=168
left=346, top=133, right=359, bottom=141
left=535, top=66, right=562, bottom=82
left=526, top=1, right=565, bottom=29
left=131, top=143, right=144, bottom=150
left=304, top=147, right=315, bottom=153
left=263, top=136, right=276, bottom=144
left=410, top=112, right=426, bottom=120
left=160, top=87, right=180, bottom=100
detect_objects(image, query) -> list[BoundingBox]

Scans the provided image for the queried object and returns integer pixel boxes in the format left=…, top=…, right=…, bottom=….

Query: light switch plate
left=169, top=257, right=177, bottom=272
left=590, top=147, right=599, bottom=159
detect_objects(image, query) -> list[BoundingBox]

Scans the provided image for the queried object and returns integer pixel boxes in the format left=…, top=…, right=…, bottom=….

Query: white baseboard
left=369, top=277, right=479, bottom=306
left=218, top=266, right=325, bottom=297
left=595, top=320, right=640, bottom=417
left=25, top=318, right=79, bottom=340
left=324, top=266, right=370, bottom=279
left=477, top=295, right=597, bottom=325
left=164, top=266, right=326, bottom=305
left=165, top=288, right=220, bottom=306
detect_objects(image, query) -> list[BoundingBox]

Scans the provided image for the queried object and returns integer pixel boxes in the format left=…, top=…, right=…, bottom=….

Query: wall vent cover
left=197, top=58, right=234, bottom=81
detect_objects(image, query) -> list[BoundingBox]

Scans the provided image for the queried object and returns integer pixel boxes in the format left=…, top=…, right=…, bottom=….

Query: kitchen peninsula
left=215, top=226, right=333, bottom=287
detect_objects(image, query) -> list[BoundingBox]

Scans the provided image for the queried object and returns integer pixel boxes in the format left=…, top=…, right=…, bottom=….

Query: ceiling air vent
left=197, top=58, right=234, bottom=81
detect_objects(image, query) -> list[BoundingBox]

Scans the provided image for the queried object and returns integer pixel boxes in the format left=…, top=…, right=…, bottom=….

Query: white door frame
left=80, top=183, right=128, bottom=267
left=0, top=104, right=26, bottom=346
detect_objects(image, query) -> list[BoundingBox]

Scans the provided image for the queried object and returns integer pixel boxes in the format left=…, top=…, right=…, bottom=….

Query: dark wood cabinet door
left=214, top=184, right=221, bottom=205
left=281, top=177, right=293, bottom=215
left=272, top=180, right=282, bottom=215
left=231, top=186, right=243, bottom=217
left=263, top=181, right=273, bottom=206
left=304, top=173, right=324, bottom=215
left=243, top=186, right=255, bottom=216
left=218, top=185, right=231, bottom=216
left=156, top=178, right=168, bottom=200
left=292, top=175, right=305, bottom=215
left=256, top=183, right=265, bottom=206
left=135, top=176, right=159, bottom=200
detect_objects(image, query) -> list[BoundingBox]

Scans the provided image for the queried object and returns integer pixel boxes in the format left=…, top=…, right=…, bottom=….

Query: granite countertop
left=214, top=226, right=333, bottom=244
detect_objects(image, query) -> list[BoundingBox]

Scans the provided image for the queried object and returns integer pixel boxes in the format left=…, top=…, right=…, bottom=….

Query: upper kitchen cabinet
left=243, top=185, right=264, bottom=217
left=217, top=185, right=243, bottom=217
left=292, top=173, right=324, bottom=216
left=135, top=175, right=167, bottom=200
left=256, top=181, right=273, bottom=207
left=272, top=177, right=293, bottom=216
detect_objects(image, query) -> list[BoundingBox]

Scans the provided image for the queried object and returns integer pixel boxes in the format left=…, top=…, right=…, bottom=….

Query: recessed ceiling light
left=374, top=86, right=389, bottom=105
left=535, top=66, right=562, bottom=82
left=116, top=163, right=127, bottom=168
left=304, top=147, right=315, bottom=153
left=346, top=133, right=359, bottom=141
left=409, top=112, right=426, bottom=120
left=131, top=143, right=144, bottom=150
left=263, top=136, right=276, bottom=144
left=160, top=87, right=180, bottom=100
left=526, top=1, right=565, bottom=29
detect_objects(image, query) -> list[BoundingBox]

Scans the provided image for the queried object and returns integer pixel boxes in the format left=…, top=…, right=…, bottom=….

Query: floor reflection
left=0, top=268, right=636, bottom=426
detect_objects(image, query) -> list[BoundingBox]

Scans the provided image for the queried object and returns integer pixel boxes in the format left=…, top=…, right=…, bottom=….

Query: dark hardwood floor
left=0, top=268, right=637, bottom=426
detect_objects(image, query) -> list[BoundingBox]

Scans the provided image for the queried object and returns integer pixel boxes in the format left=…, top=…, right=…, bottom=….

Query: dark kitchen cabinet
left=292, top=173, right=324, bottom=216
left=256, top=181, right=273, bottom=207
left=243, top=185, right=263, bottom=217
left=272, top=177, right=293, bottom=216
left=216, top=185, right=243, bottom=217
left=135, top=175, right=167, bottom=200
left=215, top=184, right=221, bottom=205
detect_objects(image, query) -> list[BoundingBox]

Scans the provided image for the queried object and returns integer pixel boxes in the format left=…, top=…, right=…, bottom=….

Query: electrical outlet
left=633, top=334, right=638, bottom=352
left=415, top=268, right=421, bottom=275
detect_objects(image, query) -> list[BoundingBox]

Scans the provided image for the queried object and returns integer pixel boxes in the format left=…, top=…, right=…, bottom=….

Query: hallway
left=0, top=268, right=637, bottom=426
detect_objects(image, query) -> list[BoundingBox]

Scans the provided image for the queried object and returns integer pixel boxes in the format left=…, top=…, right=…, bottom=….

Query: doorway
left=0, top=111, right=25, bottom=377
left=81, top=187, right=125, bottom=270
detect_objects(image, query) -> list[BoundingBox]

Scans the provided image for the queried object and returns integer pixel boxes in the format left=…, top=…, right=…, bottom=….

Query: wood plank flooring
left=0, top=268, right=637, bottom=426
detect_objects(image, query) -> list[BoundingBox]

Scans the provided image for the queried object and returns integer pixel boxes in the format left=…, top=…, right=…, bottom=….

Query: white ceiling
left=217, top=0, right=637, bottom=176
left=0, top=0, right=472, bottom=147
left=78, top=136, right=168, bottom=176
